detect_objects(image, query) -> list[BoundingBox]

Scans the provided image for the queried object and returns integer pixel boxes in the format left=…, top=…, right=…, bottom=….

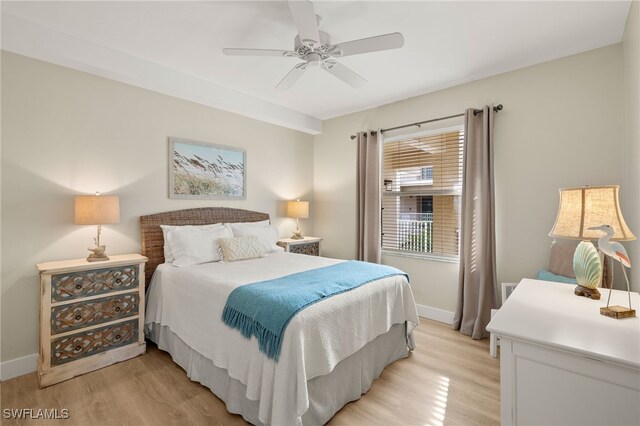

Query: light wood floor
left=1, top=319, right=499, bottom=425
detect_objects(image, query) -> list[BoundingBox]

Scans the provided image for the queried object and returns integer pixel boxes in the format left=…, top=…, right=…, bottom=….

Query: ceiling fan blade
left=288, top=0, right=320, bottom=46
left=331, top=32, right=404, bottom=57
left=322, top=61, right=366, bottom=88
left=223, top=48, right=297, bottom=57
left=276, top=63, right=309, bottom=90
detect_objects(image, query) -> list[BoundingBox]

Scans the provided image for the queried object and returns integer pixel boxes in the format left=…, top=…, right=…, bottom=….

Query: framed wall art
left=169, top=137, right=246, bottom=200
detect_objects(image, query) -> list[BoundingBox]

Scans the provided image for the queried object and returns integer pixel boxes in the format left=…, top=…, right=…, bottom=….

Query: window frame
left=381, top=125, right=464, bottom=263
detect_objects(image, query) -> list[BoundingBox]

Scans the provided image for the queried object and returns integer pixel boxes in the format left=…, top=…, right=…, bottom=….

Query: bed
left=141, top=207, right=419, bottom=425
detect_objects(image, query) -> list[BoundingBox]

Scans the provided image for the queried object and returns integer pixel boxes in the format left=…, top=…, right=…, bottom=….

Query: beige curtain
left=453, top=106, right=498, bottom=339
left=357, top=130, right=382, bottom=263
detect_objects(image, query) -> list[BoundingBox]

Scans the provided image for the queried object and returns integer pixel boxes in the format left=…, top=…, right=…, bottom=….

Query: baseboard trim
left=417, top=304, right=455, bottom=325
left=1, top=353, right=37, bottom=381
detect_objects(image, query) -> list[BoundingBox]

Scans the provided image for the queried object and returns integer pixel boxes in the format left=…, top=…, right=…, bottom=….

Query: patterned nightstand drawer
left=51, top=265, right=139, bottom=302
left=289, top=242, right=320, bottom=256
left=51, top=293, right=139, bottom=335
left=50, top=319, right=138, bottom=366
left=277, top=237, right=322, bottom=257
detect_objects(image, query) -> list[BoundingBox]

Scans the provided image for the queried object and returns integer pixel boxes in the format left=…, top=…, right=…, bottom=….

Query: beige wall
left=2, top=29, right=638, bottom=367
left=623, top=0, right=640, bottom=293
left=0, top=52, right=315, bottom=363
left=314, top=45, right=627, bottom=311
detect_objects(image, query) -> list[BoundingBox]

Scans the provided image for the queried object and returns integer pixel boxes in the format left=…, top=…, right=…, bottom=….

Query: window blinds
left=382, top=128, right=464, bottom=259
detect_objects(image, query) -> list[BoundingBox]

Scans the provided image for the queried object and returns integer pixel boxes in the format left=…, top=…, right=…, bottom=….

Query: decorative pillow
left=168, top=224, right=233, bottom=267
left=161, top=223, right=225, bottom=263
left=219, top=236, right=266, bottom=262
left=547, top=241, right=577, bottom=278
left=536, top=269, right=578, bottom=285
left=229, top=222, right=281, bottom=253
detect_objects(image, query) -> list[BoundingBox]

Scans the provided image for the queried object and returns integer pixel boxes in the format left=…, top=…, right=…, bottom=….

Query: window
left=420, top=166, right=433, bottom=181
left=381, top=126, right=463, bottom=261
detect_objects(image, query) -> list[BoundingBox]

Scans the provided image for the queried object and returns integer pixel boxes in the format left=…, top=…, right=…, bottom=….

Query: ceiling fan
left=222, top=0, right=404, bottom=89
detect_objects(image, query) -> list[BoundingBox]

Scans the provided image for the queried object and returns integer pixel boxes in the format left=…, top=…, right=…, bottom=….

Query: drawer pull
left=115, top=307, right=121, bottom=312
left=74, top=345, right=82, bottom=352
left=75, top=314, right=82, bottom=321
left=115, top=334, right=121, bottom=340
left=75, top=284, right=82, bottom=290
left=115, top=278, right=122, bottom=284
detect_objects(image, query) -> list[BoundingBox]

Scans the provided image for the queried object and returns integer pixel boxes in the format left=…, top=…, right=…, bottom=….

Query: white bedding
left=145, top=252, right=419, bottom=425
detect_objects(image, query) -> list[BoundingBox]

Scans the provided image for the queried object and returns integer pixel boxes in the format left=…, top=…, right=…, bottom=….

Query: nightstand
left=277, top=237, right=322, bottom=256
left=36, top=253, right=148, bottom=387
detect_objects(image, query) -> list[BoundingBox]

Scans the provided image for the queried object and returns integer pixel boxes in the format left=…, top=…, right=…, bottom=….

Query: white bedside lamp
left=287, top=199, right=309, bottom=240
left=74, top=193, right=120, bottom=262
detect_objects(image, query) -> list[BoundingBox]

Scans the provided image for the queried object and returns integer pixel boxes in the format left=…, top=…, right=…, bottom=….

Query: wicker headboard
left=140, top=207, right=270, bottom=287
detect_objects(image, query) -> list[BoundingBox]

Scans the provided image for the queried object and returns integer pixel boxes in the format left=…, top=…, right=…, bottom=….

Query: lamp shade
left=287, top=200, right=309, bottom=219
left=549, top=185, right=635, bottom=241
left=74, top=195, right=120, bottom=225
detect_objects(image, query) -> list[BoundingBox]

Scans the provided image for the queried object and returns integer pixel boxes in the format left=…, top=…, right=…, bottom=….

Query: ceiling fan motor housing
left=294, top=31, right=334, bottom=61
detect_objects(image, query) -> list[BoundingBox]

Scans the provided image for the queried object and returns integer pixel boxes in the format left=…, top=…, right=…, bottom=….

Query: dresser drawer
left=50, top=293, right=139, bottom=335
left=50, top=319, right=138, bottom=366
left=289, top=242, right=320, bottom=256
left=51, top=265, right=139, bottom=302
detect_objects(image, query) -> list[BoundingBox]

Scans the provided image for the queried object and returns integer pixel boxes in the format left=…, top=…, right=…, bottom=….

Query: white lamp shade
left=74, top=195, right=120, bottom=225
left=287, top=200, right=309, bottom=219
left=549, top=185, right=635, bottom=241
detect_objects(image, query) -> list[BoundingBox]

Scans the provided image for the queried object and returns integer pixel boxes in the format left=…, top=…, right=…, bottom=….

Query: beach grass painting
left=169, top=138, right=245, bottom=199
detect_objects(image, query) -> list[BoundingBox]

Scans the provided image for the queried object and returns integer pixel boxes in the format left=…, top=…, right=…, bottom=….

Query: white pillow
left=229, top=223, right=281, bottom=253
left=167, top=224, right=233, bottom=267
left=160, top=223, right=225, bottom=263
left=219, top=236, right=266, bottom=262
left=230, top=220, right=270, bottom=227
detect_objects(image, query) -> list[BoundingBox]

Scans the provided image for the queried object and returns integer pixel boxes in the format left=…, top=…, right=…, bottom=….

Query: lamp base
left=600, top=305, right=636, bottom=319
left=87, top=256, right=110, bottom=262
left=87, top=245, right=109, bottom=262
left=574, top=285, right=601, bottom=300
left=290, top=231, right=304, bottom=240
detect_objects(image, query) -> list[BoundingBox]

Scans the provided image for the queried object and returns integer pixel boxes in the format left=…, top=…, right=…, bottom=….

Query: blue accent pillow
left=537, top=269, right=578, bottom=284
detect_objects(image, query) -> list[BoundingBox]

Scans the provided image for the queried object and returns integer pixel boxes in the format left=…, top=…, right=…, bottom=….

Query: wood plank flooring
left=1, top=319, right=499, bottom=425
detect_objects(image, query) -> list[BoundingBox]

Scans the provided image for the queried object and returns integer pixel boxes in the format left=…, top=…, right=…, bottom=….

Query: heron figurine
left=588, top=224, right=635, bottom=318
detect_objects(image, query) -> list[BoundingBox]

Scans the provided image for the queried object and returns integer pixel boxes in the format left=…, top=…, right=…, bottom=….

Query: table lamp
left=287, top=199, right=309, bottom=240
left=549, top=185, right=635, bottom=301
left=74, top=193, right=120, bottom=262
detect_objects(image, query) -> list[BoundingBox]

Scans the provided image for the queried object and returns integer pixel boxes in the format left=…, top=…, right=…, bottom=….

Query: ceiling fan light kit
left=222, top=0, right=404, bottom=89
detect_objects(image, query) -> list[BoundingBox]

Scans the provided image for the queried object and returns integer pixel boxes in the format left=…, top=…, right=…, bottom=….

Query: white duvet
left=145, top=252, right=419, bottom=425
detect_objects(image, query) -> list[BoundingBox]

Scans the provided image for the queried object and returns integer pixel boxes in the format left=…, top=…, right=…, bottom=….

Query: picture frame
left=169, top=137, right=246, bottom=200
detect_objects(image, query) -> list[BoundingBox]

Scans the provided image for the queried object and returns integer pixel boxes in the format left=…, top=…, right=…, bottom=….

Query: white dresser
left=487, top=279, right=640, bottom=426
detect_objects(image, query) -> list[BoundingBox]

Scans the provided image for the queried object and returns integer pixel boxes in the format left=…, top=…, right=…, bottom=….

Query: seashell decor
left=573, top=241, right=602, bottom=289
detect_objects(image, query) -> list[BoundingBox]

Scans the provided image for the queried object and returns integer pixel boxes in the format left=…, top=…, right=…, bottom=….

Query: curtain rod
left=349, top=104, right=503, bottom=140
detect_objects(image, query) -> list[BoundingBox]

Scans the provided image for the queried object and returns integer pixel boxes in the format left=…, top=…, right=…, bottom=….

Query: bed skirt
left=146, top=323, right=410, bottom=425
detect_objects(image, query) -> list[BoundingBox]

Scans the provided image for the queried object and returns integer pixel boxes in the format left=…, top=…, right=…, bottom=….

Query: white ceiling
left=1, top=1, right=632, bottom=134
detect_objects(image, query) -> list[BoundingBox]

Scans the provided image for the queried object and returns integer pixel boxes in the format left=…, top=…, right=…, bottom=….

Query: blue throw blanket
left=221, top=261, right=408, bottom=361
